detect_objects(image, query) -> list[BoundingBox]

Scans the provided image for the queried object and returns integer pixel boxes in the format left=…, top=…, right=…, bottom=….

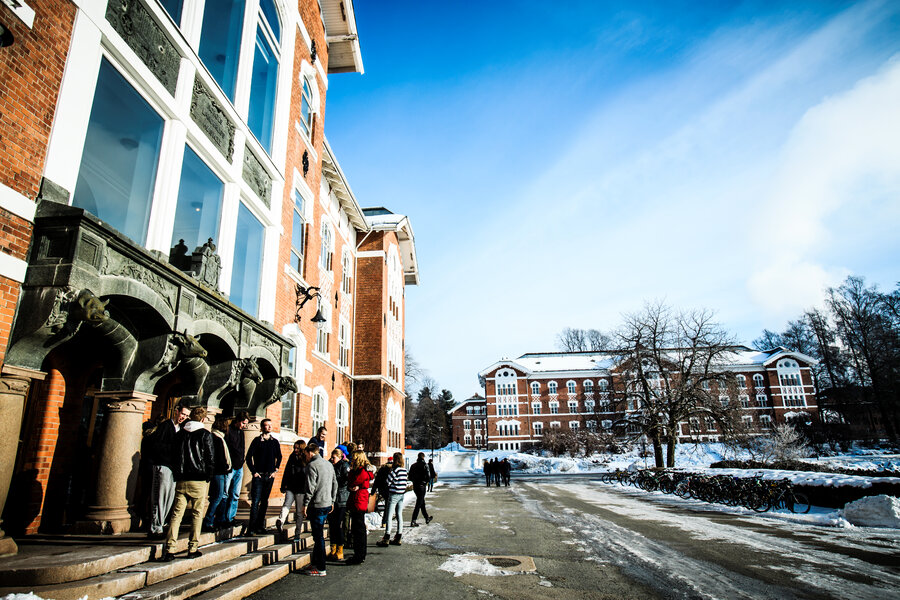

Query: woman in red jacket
left=344, top=450, right=374, bottom=565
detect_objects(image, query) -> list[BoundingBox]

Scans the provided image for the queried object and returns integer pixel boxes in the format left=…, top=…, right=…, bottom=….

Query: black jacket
left=247, top=435, right=282, bottom=475
left=373, top=464, right=392, bottom=496
left=147, top=420, right=179, bottom=468
left=333, top=459, right=350, bottom=505
left=281, top=453, right=307, bottom=494
left=409, top=459, right=430, bottom=486
left=174, top=423, right=216, bottom=481
left=225, top=425, right=246, bottom=470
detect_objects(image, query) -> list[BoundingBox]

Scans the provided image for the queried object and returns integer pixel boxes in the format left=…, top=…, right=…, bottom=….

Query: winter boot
left=335, top=545, right=344, bottom=560
left=376, top=534, right=390, bottom=547
left=389, top=534, right=402, bottom=546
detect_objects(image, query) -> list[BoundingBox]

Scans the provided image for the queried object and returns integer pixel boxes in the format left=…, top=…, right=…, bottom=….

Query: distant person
left=327, top=448, right=350, bottom=561
left=276, top=440, right=307, bottom=540
left=246, top=418, right=282, bottom=534
left=308, top=426, right=328, bottom=457
left=408, top=452, right=433, bottom=527
left=483, top=459, right=492, bottom=487
left=147, top=404, right=190, bottom=539
left=159, top=406, right=215, bottom=561
left=427, top=458, right=437, bottom=492
left=201, top=413, right=232, bottom=532
left=345, top=450, right=374, bottom=565
left=377, top=452, right=408, bottom=547
left=492, top=458, right=501, bottom=486
left=222, top=412, right=249, bottom=527
left=300, top=442, right=337, bottom=577
left=501, top=458, right=511, bottom=487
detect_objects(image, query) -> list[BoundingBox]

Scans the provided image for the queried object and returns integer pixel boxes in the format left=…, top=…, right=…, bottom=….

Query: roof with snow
left=362, top=207, right=419, bottom=285
left=448, top=394, right=485, bottom=415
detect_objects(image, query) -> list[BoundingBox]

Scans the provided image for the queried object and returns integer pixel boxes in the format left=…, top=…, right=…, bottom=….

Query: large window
left=230, top=203, right=265, bottom=316
left=248, top=0, right=281, bottom=153
left=338, top=320, right=350, bottom=368
left=341, top=250, right=353, bottom=295
left=320, top=223, right=333, bottom=271
left=171, top=146, right=223, bottom=251
left=530, top=382, right=540, bottom=396
left=280, top=347, right=296, bottom=431
left=290, top=189, right=305, bottom=273
left=311, top=390, right=327, bottom=434
left=73, top=59, right=164, bottom=246
left=548, top=381, right=558, bottom=395
left=298, top=75, right=314, bottom=138
left=335, top=398, right=348, bottom=445
left=315, top=297, right=330, bottom=355
left=198, top=0, right=245, bottom=101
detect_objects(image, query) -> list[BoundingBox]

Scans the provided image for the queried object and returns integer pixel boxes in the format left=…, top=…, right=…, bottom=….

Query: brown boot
left=376, top=535, right=390, bottom=547
left=335, top=545, right=344, bottom=560
left=389, top=534, right=402, bottom=546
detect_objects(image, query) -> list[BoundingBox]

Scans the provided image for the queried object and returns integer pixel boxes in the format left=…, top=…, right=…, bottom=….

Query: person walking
left=408, top=452, right=433, bottom=527
left=246, top=418, right=282, bottom=534
left=501, top=458, right=511, bottom=487
left=427, top=458, right=437, bottom=492
left=492, top=458, right=502, bottom=486
left=376, top=452, right=408, bottom=547
left=372, top=460, right=392, bottom=528
left=201, top=413, right=232, bottom=532
left=300, top=442, right=337, bottom=576
left=276, top=440, right=307, bottom=539
left=483, top=459, right=492, bottom=487
left=147, top=404, right=190, bottom=539
left=158, top=406, right=215, bottom=561
left=344, top=450, right=373, bottom=565
left=222, top=412, right=249, bottom=527
left=307, top=426, right=328, bottom=458
left=327, top=448, right=350, bottom=561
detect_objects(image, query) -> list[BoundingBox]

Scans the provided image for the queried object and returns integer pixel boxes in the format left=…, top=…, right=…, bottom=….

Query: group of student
left=140, top=408, right=437, bottom=577
left=482, top=457, right=512, bottom=486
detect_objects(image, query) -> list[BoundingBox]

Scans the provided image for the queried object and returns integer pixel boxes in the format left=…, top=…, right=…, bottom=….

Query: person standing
left=483, top=459, right=491, bottom=487
left=501, top=458, right=511, bottom=487
left=376, top=452, right=408, bottom=547
left=147, top=404, right=190, bottom=539
left=276, top=440, right=307, bottom=540
left=307, top=426, right=328, bottom=458
left=372, top=460, right=392, bottom=528
left=201, top=413, right=232, bottom=532
left=246, top=418, right=282, bottom=534
left=344, top=450, right=373, bottom=565
left=492, top=458, right=502, bottom=486
left=158, top=406, right=215, bottom=561
left=327, top=448, right=350, bottom=560
left=300, top=442, right=337, bottom=576
left=408, top=452, right=433, bottom=527
left=427, top=458, right=437, bottom=492
left=222, top=412, right=249, bottom=527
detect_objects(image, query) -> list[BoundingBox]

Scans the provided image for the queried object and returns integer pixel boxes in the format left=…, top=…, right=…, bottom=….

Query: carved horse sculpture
left=203, top=358, right=263, bottom=412
left=146, top=331, right=209, bottom=402
left=248, top=375, right=298, bottom=415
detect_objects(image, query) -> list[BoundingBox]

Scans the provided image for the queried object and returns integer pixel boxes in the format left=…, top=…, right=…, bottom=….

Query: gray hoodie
left=305, top=453, right=338, bottom=509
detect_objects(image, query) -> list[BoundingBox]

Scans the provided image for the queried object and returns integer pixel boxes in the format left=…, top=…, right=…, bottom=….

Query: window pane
left=248, top=26, right=278, bottom=153
left=230, top=203, right=265, bottom=316
left=159, top=0, right=183, bottom=23
left=299, top=79, right=311, bottom=136
left=73, top=59, right=164, bottom=246
left=171, top=147, right=223, bottom=251
left=199, top=0, right=244, bottom=100
left=259, top=0, right=280, bottom=41
left=291, top=209, right=304, bottom=271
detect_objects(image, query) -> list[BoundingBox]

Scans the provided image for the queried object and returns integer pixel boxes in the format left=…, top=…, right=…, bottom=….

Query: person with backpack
left=376, top=452, right=408, bottom=547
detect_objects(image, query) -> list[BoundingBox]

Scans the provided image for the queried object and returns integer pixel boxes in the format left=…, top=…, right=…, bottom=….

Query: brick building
left=0, top=0, right=415, bottom=550
left=448, top=395, right=487, bottom=449
left=468, top=347, right=819, bottom=451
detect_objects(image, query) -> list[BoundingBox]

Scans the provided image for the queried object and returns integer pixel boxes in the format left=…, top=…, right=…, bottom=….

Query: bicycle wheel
left=790, top=492, right=811, bottom=514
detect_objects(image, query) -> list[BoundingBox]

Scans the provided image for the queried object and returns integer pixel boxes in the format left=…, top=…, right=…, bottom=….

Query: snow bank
left=842, top=495, right=900, bottom=528
left=438, top=553, right=519, bottom=577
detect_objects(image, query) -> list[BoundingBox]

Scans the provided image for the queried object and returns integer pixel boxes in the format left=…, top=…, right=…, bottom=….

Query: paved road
left=248, top=475, right=900, bottom=599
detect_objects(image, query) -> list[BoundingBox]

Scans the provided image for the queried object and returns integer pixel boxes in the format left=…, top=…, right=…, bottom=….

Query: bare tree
left=556, top=327, right=588, bottom=352
left=611, top=301, right=738, bottom=467
left=587, top=329, right=612, bottom=351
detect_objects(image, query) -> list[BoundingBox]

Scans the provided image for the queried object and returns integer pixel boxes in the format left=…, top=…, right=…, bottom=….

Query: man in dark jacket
left=147, top=403, right=190, bottom=538
left=246, top=418, right=282, bottom=534
left=222, top=412, right=249, bottom=526
left=408, top=452, right=433, bottom=526
left=307, top=426, right=328, bottom=457
left=159, top=406, right=215, bottom=560
left=327, top=448, right=350, bottom=560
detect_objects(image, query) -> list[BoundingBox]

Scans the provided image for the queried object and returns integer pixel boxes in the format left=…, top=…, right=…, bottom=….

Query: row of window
left=282, top=387, right=348, bottom=443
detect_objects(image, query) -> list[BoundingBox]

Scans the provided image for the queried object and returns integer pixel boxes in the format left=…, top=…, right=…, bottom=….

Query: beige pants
left=165, top=480, right=210, bottom=553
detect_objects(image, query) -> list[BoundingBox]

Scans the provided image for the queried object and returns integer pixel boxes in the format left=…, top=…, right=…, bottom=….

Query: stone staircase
left=0, top=514, right=325, bottom=600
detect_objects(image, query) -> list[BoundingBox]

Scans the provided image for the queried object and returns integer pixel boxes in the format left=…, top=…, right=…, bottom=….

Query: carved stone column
left=80, top=391, right=154, bottom=534
left=0, top=366, right=46, bottom=557
left=239, top=420, right=261, bottom=505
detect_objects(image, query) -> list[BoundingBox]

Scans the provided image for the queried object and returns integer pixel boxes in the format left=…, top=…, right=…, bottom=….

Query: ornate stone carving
left=242, top=146, right=271, bottom=207
left=249, top=328, right=280, bottom=362
left=105, top=0, right=179, bottom=95
left=0, top=377, right=31, bottom=395
left=191, top=238, right=222, bottom=290
left=190, top=78, right=235, bottom=161
left=104, top=400, right=146, bottom=414
left=194, top=299, right=240, bottom=341
left=103, top=252, right=177, bottom=313
left=44, top=287, right=79, bottom=332
left=231, top=358, right=263, bottom=411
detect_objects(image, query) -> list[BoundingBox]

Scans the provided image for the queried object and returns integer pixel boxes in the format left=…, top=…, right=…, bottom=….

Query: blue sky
left=325, top=1, right=900, bottom=399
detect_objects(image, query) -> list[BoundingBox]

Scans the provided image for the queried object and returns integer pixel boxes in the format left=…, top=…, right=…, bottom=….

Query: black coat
left=225, top=425, right=246, bottom=470
left=409, top=460, right=430, bottom=486
left=147, top=420, right=179, bottom=468
left=174, top=426, right=216, bottom=481
left=281, top=453, right=307, bottom=494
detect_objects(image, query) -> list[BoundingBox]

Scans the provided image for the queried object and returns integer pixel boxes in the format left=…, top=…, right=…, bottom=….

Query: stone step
left=0, top=539, right=153, bottom=586
left=0, top=569, right=147, bottom=600
left=117, top=554, right=265, bottom=600
left=189, top=551, right=315, bottom=600
left=120, top=540, right=251, bottom=586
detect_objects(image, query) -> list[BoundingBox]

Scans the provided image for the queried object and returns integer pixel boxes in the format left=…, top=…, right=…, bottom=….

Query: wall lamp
left=295, top=283, right=327, bottom=327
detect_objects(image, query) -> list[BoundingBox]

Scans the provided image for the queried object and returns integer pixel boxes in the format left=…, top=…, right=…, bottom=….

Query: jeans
left=385, top=492, right=404, bottom=537
left=308, top=506, right=330, bottom=570
left=249, top=475, right=275, bottom=531
left=328, top=505, right=346, bottom=546
left=150, top=465, right=176, bottom=534
left=278, top=490, right=305, bottom=535
left=350, top=508, right=367, bottom=560
left=202, top=473, right=227, bottom=528
left=411, top=484, right=429, bottom=523
left=224, top=467, right=243, bottom=523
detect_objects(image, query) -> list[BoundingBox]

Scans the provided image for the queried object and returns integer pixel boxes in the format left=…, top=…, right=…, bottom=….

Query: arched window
left=753, top=373, right=765, bottom=389
left=584, top=380, right=594, bottom=393
left=598, top=379, right=609, bottom=391
left=247, top=0, right=282, bottom=152
left=530, top=381, right=540, bottom=396
left=311, top=388, right=328, bottom=435
left=320, top=222, right=333, bottom=271
left=335, top=397, right=349, bottom=445
left=297, top=68, right=320, bottom=140
left=341, top=249, right=353, bottom=295
left=548, top=381, right=558, bottom=394
left=290, top=187, right=306, bottom=273
left=566, top=380, right=577, bottom=395
left=736, top=374, right=746, bottom=389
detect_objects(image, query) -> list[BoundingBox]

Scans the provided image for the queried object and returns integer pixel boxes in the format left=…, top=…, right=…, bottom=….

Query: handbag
left=366, top=492, right=378, bottom=513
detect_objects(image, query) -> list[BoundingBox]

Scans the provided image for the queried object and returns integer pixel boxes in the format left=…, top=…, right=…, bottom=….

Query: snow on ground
left=842, top=495, right=900, bottom=528
left=438, top=553, right=521, bottom=577
left=687, top=467, right=900, bottom=488
left=802, top=452, right=900, bottom=473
